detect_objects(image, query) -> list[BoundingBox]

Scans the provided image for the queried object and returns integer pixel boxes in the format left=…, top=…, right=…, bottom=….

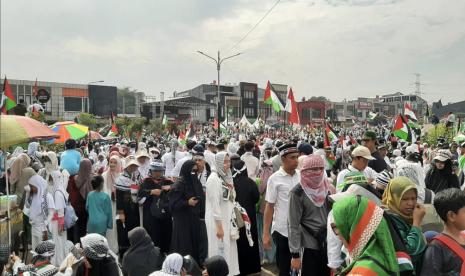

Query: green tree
left=78, top=113, right=97, bottom=130
left=117, top=87, right=138, bottom=114
left=424, top=123, right=454, bottom=147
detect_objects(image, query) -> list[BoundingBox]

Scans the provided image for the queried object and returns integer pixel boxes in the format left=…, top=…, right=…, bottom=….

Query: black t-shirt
left=368, top=150, right=388, bottom=173
left=421, top=237, right=464, bottom=276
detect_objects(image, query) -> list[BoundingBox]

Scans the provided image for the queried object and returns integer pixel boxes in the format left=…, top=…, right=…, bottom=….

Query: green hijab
left=333, top=196, right=399, bottom=276
left=382, top=176, right=417, bottom=225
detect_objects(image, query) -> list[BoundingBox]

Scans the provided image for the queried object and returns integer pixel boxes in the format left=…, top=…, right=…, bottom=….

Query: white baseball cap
left=351, top=146, right=376, bottom=160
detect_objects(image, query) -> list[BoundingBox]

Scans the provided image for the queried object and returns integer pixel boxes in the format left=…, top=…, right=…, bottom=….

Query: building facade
left=2, top=79, right=117, bottom=120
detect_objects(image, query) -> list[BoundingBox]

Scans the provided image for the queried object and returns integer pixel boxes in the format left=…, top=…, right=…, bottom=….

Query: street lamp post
left=197, top=51, right=241, bottom=136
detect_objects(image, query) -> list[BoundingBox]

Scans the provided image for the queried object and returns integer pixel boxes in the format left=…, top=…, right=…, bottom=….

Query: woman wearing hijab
left=232, top=160, right=261, bottom=275
left=425, top=150, right=460, bottom=193
left=38, top=151, right=69, bottom=266
left=138, top=162, right=173, bottom=255
left=202, top=255, right=229, bottom=276
left=149, top=253, right=185, bottom=276
left=50, top=171, right=69, bottom=266
left=102, top=155, right=122, bottom=254
left=26, top=172, right=56, bottom=251
left=332, top=196, right=399, bottom=276
left=9, top=153, right=31, bottom=201
left=76, top=233, right=121, bottom=276
left=115, top=157, right=142, bottom=257
left=122, top=227, right=162, bottom=276
left=288, top=155, right=334, bottom=275
left=382, top=176, right=427, bottom=270
left=169, top=160, right=205, bottom=264
left=205, top=152, right=240, bottom=275
left=67, top=158, right=93, bottom=243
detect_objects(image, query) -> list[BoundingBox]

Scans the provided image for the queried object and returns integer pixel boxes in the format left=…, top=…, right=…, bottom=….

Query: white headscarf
left=50, top=170, right=68, bottom=210
left=152, top=253, right=183, bottom=275
left=214, top=152, right=233, bottom=185
left=395, top=160, right=428, bottom=203
left=29, top=174, right=55, bottom=225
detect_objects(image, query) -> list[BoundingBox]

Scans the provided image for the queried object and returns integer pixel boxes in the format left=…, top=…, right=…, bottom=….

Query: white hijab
left=29, top=174, right=55, bottom=224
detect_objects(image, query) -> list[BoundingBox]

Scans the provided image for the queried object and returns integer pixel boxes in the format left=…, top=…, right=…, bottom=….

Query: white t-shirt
left=161, top=151, right=187, bottom=177
left=336, top=164, right=378, bottom=192
left=265, top=167, right=301, bottom=237
left=171, top=153, right=193, bottom=178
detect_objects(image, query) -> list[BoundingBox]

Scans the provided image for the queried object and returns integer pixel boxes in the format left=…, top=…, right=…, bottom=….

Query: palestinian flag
left=107, top=112, right=118, bottom=136
left=349, top=135, right=357, bottom=145
left=404, top=103, right=419, bottom=128
left=1, top=77, right=16, bottom=114
left=186, top=121, right=195, bottom=138
left=178, top=131, right=186, bottom=146
left=264, top=81, right=284, bottom=112
left=393, top=114, right=413, bottom=142
left=285, top=87, right=300, bottom=124
left=326, top=123, right=338, bottom=142
left=326, top=155, right=336, bottom=167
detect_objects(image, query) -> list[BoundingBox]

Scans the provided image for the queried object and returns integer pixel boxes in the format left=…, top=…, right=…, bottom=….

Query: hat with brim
left=433, top=149, right=451, bottom=162
left=351, top=146, right=376, bottom=160
left=124, top=157, right=140, bottom=169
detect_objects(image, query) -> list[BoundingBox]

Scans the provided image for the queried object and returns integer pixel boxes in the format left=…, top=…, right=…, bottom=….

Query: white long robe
left=205, top=173, right=240, bottom=275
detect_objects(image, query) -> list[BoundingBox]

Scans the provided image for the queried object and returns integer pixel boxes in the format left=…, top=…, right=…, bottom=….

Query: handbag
left=55, top=190, right=78, bottom=229
left=234, top=207, right=245, bottom=229
left=150, top=196, right=169, bottom=219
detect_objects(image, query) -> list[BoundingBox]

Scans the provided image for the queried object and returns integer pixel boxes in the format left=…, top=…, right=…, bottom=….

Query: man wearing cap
left=263, top=143, right=300, bottom=276
left=335, top=146, right=377, bottom=192
left=362, top=131, right=388, bottom=173
left=138, top=162, right=173, bottom=255
left=425, top=149, right=460, bottom=193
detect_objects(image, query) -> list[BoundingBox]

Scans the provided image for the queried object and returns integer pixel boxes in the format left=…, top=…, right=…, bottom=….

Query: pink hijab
left=102, top=155, right=122, bottom=195
left=300, top=155, right=335, bottom=207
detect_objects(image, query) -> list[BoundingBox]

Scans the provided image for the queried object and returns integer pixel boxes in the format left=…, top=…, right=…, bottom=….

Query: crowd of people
left=0, top=123, right=465, bottom=275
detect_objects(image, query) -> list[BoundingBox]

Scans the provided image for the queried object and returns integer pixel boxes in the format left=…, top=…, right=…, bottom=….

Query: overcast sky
left=2, top=0, right=465, bottom=104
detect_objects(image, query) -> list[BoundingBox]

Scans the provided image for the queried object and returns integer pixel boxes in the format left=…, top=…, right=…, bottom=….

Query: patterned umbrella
left=0, top=115, right=59, bottom=148
left=49, top=121, right=89, bottom=144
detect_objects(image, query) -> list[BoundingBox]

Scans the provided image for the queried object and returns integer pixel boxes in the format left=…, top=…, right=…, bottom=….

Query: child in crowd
left=86, top=175, right=113, bottom=236
left=421, top=188, right=465, bottom=275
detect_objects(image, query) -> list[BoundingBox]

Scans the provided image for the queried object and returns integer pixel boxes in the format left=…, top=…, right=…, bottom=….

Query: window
left=243, top=91, right=254, bottom=99
left=244, top=107, right=254, bottom=117
left=64, top=97, right=84, bottom=112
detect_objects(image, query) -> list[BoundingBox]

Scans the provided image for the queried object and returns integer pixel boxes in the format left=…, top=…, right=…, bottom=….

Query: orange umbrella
left=0, top=115, right=59, bottom=147
left=89, top=130, right=103, bottom=140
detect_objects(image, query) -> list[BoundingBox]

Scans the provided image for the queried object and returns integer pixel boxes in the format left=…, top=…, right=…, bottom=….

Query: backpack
left=55, top=190, right=78, bottom=229
left=431, top=234, right=465, bottom=275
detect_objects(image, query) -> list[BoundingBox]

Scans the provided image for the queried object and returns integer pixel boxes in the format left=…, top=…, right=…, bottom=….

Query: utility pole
left=197, top=50, right=241, bottom=136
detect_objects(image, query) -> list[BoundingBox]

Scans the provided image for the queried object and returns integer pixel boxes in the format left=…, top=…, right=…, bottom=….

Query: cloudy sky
left=2, top=0, right=465, bottom=104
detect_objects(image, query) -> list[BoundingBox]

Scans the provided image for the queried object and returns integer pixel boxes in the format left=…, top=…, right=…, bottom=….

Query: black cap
left=298, top=143, right=313, bottom=155
left=278, top=143, right=298, bottom=156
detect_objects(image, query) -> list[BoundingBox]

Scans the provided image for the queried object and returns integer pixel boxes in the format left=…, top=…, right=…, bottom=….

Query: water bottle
left=218, top=240, right=225, bottom=257
left=290, top=268, right=299, bottom=276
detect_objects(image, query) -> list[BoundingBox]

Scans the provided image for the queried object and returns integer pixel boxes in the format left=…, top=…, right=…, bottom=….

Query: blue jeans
left=256, top=213, right=276, bottom=263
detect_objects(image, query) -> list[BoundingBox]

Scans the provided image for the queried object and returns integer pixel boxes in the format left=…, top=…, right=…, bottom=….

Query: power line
left=226, top=0, right=281, bottom=53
